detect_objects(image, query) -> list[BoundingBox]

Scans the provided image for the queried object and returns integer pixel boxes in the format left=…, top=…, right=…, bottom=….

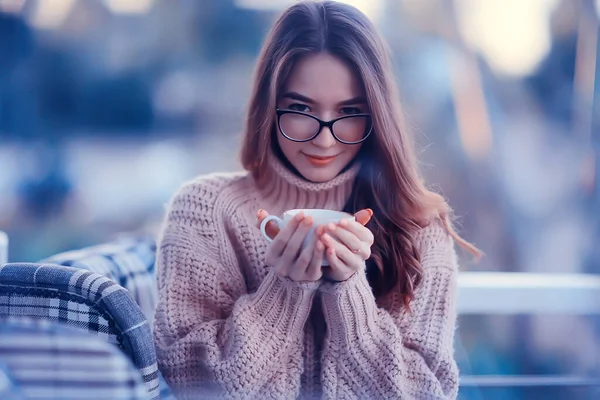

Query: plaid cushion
left=0, top=317, right=147, bottom=400
left=41, top=237, right=157, bottom=325
left=0, top=263, right=160, bottom=400
left=0, top=359, right=23, bottom=400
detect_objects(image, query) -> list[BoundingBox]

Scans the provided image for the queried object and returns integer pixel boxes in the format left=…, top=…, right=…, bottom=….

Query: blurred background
left=0, top=0, right=598, bottom=398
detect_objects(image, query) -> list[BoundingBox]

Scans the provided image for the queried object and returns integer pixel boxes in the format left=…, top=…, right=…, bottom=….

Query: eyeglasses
left=276, top=109, right=373, bottom=144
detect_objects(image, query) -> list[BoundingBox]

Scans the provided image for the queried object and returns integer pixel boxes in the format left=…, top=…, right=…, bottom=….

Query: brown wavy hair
left=240, top=0, right=481, bottom=308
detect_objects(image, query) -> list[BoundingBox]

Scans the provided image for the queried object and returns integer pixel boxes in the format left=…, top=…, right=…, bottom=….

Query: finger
left=354, top=208, right=373, bottom=226
left=256, top=209, right=280, bottom=239
left=338, top=218, right=374, bottom=244
left=255, top=209, right=267, bottom=227
left=325, top=247, right=355, bottom=279
left=270, top=212, right=305, bottom=257
left=324, top=223, right=363, bottom=253
left=321, top=233, right=360, bottom=266
left=293, top=231, right=317, bottom=272
left=305, top=240, right=325, bottom=281
left=281, top=215, right=313, bottom=263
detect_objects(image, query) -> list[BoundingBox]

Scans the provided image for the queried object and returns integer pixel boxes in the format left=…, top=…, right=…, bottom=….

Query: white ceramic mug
left=259, top=209, right=355, bottom=266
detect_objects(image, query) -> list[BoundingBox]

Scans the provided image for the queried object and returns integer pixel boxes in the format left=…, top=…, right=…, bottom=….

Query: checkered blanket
left=0, top=317, right=148, bottom=400
left=0, top=263, right=160, bottom=400
left=41, top=237, right=158, bottom=325
left=40, top=239, right=175, bottom=399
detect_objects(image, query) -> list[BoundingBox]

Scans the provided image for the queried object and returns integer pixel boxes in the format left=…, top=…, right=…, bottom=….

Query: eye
left=340, top=107, right=362, bottom=115
left=288, top=103, right=310, bottom=112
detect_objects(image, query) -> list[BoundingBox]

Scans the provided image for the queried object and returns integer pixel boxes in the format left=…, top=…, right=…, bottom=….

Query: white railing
left=460, top=375, right=600, bottom=388
left=457, top=271, right=600, bottom=389
left=458, top=272, right=600, bottom=315
left=0, top=231, right=7, bottom=265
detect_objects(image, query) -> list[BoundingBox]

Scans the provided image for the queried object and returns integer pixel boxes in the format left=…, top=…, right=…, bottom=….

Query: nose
left=311, top=126, right=337, bottom=149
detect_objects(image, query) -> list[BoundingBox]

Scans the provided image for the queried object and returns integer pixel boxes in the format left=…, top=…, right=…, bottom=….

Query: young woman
left=154, top=1, right=479, bottom=399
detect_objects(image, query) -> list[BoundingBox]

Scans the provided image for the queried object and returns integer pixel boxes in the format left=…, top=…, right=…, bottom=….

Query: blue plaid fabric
left=41, top=237, right=157, bottom=325
left=0, top=263, right=160, bottom=400
left=0, top=317, right=148, bottom=400
left=40, top=239, right=176, bottom=400
left=0, top=359, right=24, bottom=400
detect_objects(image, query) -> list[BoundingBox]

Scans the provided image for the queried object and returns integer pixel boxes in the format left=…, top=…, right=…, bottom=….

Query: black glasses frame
left=276, top=109, right=373, bottom=145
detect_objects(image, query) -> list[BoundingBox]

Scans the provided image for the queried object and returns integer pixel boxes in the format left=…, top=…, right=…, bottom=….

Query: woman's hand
left=319, top=209, right=374, bottom=282
left=257, top=210, right=325, bottom=283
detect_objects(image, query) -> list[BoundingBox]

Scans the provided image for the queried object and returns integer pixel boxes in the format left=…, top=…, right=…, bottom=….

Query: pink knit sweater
left=154, top=154, right=460, bottom=399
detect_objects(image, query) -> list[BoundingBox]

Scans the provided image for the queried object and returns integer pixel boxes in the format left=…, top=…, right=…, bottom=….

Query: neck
left=255, top=151, right=360, bottom=215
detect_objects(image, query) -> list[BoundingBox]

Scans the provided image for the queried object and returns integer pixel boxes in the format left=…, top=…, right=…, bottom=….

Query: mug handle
left=259, top=215, right=283, bottom=243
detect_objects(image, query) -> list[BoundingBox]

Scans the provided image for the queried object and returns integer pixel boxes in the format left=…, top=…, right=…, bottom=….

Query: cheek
left=277, top=134, right=301, bottom=161
left=343, top=143, right=363, bottom=161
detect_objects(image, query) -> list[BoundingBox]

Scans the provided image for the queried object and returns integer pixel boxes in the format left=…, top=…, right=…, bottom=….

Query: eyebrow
left=282, top=91, right=367, bottom=106
left=282, top=91, right=314, bottom=104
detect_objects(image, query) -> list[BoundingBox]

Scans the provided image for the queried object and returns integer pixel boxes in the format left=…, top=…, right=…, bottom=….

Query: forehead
left=283, top=53, right=365, bottom=103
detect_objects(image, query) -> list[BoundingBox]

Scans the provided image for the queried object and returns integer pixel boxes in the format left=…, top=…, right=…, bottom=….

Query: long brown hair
left=241, top=1, right=480, bottom=307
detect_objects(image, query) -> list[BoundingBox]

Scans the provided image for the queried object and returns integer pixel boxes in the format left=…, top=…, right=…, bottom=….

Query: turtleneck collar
left=255, top=150, right=360, bottom=215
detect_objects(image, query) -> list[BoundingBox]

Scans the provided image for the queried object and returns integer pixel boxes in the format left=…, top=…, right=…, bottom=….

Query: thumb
left=256, top=209, right=280, bottom=240
left=354, top=208, right=373, bottom=226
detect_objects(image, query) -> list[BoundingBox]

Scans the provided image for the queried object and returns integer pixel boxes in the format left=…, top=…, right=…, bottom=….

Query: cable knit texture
left=154, top=152, right=460, bottom=399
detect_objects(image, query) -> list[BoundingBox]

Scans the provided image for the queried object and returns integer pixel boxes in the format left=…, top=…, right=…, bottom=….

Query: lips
left=303, top=153, right=337, bottom=166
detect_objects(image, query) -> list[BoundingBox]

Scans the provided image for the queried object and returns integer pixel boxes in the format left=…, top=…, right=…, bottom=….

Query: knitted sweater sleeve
left=153, top=180, right=319, bottom=399
left=319, top=221, right=460, bottom=400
